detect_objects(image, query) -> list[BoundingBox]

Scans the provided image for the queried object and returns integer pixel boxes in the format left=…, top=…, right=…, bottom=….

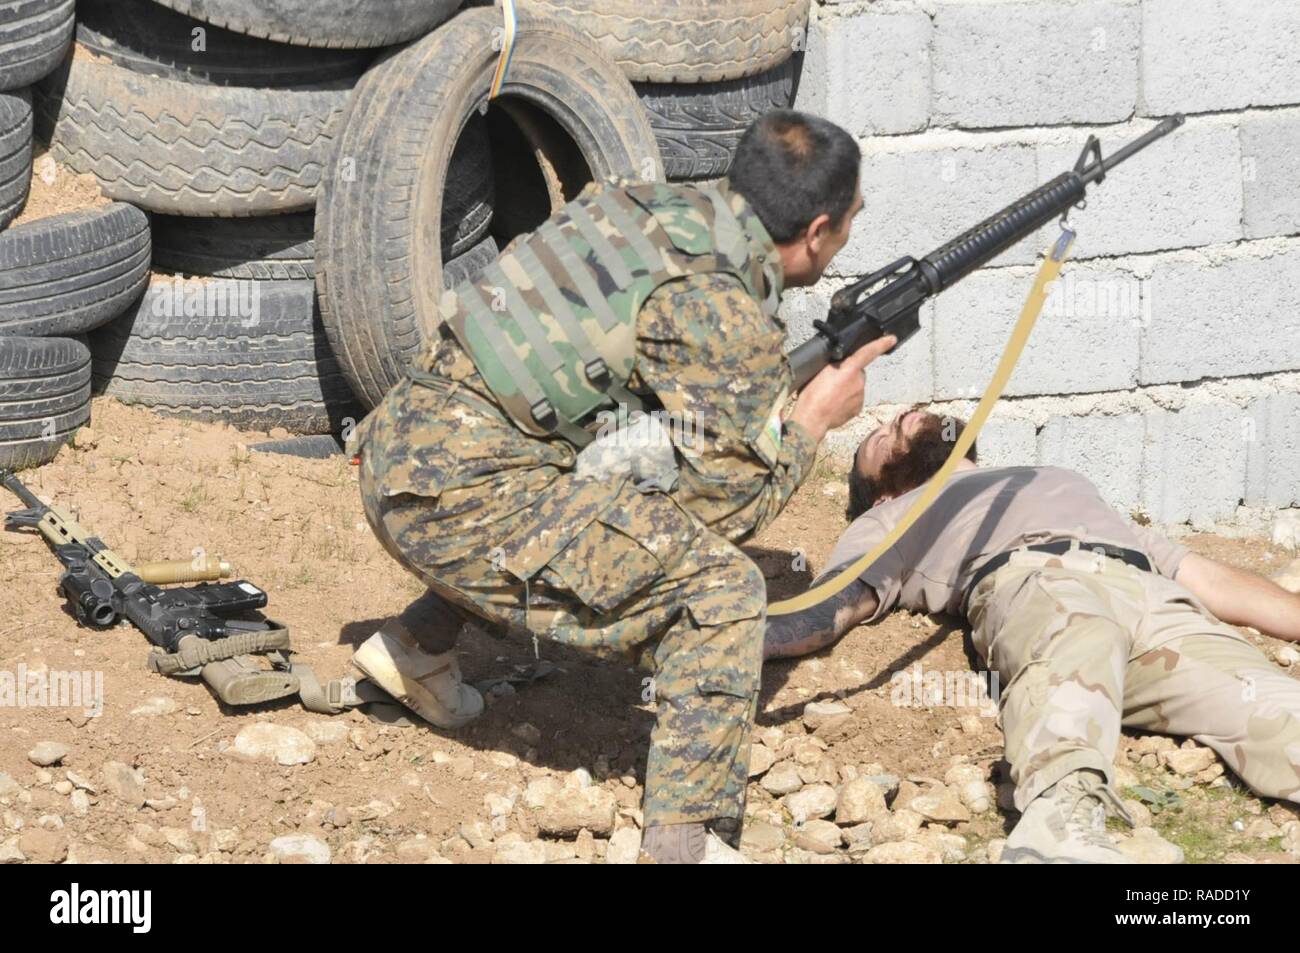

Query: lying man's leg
left=1125, top=632, right=1300, bottom=802
left=969, top=554, right=1143, bottom=862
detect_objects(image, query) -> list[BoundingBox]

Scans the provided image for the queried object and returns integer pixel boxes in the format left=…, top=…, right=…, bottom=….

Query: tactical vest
left=440, top=181, right=782, bottom=446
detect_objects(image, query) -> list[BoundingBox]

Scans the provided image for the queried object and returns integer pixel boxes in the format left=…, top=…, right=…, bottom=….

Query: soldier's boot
left=1000, top=769, right=1134, bottom=864
left=351, top=620, right=484, bottom=729
left=637, top=823, right=751, bottom=864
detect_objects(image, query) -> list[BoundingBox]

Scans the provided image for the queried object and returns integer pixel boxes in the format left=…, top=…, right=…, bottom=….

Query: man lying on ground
left=765, top=408, right=1300, bottom=863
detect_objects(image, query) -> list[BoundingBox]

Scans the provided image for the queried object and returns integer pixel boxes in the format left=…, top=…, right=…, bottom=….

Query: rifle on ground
left=1, top=469, right=355, bottom=713
left=787, top=115, right=1186, bottom=388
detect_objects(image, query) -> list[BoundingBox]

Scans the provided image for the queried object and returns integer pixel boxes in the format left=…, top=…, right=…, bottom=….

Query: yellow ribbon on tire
left=768, top=227, right=1077, bottom=617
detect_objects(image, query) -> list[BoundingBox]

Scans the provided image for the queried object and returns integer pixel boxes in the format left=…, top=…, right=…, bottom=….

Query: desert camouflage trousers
left=968, top=546, right=1300, bottom=811
left=357, top=376, right=765, bottom=830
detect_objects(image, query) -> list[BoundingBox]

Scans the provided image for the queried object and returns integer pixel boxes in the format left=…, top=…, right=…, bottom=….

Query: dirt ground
left=1, top=397, right=1299, bottom=865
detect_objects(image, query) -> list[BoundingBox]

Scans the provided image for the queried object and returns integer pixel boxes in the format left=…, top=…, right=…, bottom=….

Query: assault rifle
left=2, top=469, right=355, bottom=712
left=787, top=116, right=1186, bottom=387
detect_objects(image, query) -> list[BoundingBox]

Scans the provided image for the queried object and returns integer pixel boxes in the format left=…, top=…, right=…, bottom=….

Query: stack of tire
left=524, top=0, right=812, bottom=183
left=0, top=0, right=152, bottom=471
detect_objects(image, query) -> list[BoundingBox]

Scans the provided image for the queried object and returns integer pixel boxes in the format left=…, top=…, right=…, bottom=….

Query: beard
left=846, top=414, right=974, bottom=521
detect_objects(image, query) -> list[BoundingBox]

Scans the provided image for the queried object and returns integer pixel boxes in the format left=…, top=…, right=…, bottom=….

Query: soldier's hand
left=788, top=335, right=897, bottom=442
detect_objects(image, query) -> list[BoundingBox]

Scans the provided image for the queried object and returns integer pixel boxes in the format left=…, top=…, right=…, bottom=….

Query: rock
left=797, top=757, right=840, bottom=787
left=0, top=836, right=24, bottom=864
left=395, top=837, right=445, bottom=864
left=484, top=793, right=515, bottom=819
left=302, top=721, right=350, bottom=744
left=162, top=827, right=196, bottom=854
left=64, top=771, right=96, bottom=793
left=802, top=699, right=852, bottom=731
left=1117, top=827, right=1184, bottom=864
left=862, top=773, right=900, bottom=799
left=1196, top=764, right=1225, bottom=785
left=511, top=722, right=542, bottom=745
left=53, top=780, right=72, bottom=796
left=18, top=828, right=67, bottom=863
left=459, top=820, right=494, bottom=850
left=986, top=838, right=1006, bottom=864
left=130, top=697, right=178, bottom=717
left=232, top=724, right=316, bottom=766
left=606, top=826, right=642, bottom=864
left=916, top=828, right=967, bottom=863
left=944, top=763, right=993, bottom=814
left=782, top=784, right=838, bottom=823
left=1161, top=747, right=1216, bottom=776
left=795, top=819, right=844, bottom=854
left=27, top=742, right=68, bottom=767
left=863, top=840, right=942, bottom=864
left=756, top=726, right=784, bottom=749
left=1272, top=513, right=1300, bottom=553
left=269, top=834, right=331, bottom=865
left=0, top=773, right=18, bottom=798
left=34, top=769, right=52, bottom=785
left=70, top=790, right=90, bottom=817
left=760, top=762, right=803, bottom=796
left=1275, top=645, right=1300, bottom=668
left=836, top=778, right=889, bottom=825
left=910, top=786, right=971, bottom=824
left=212, top=830, right=239, bottom=853
left=841, top=824, right=874, bottom=853
left=102, top=761, right=146, bottom=808
left=493, top=840, right=548, bottom=864
left=873, top=809, right=924, bottom=844
left=575, top=829, right=596, bottom=862
left=892, top=779, right=922, bottom=812
left=741, top=820, right=785, bottom=853
left=748, top=745, right=776, bottom=778
left=532, top=785, right=617, bottom=837
left=565, top=768, right=593, bottom=789
left=1112, top=763, right=1140, bottom=790
left=787, top=737, right=828, bottom=765
left=1122, top=798, right=1153, bottom=828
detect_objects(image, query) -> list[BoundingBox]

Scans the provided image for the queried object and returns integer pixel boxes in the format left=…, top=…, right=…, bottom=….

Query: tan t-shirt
left=818, top=466, right=1190, bottom=621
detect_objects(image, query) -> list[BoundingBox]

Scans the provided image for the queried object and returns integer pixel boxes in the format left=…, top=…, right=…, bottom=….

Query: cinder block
left=1240, top=109, right=1300, bottom=240
left=1039, top=414, right=1145, bottom=515
left=976, top=416, right=1037, bottom=469
left=1143, top=0, right=1300, bottom=115
left=795, top=9, right=931, bottom=137
left=1246, top=392, right=1300, bottom=508
left=1141, top=404, right=1247, bottom=526
left=780, top=286, right=935, bottom=406
left=932, top=263, right=1141, bottom=400
left=834, top=140, right=1041, bottom=278
left=932, top=0, right=1139, bottom=128
left=1036, top=120, right=1242, bottom=260
left=1139, top=246, right=1300, bottom=385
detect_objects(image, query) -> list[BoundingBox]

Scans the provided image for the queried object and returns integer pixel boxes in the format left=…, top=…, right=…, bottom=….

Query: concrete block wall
left=786, top=0, right=1300, bottom=530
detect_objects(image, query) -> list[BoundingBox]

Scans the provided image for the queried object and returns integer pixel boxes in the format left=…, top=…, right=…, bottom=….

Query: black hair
left=845, top=413, right=979, bottom=522
left=728, top=110, right=861, bottom=244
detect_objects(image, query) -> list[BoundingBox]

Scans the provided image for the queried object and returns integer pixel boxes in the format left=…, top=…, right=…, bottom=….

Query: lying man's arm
left=764, top=578, right=880, bottom=660
left=1175, top=553, right=1300, bottom=642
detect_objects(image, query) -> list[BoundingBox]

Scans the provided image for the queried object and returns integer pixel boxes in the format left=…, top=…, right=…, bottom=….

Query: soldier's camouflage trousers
left=968, top=546, right=1300, bottom=811
left=357, top=376, right=765, bottom=830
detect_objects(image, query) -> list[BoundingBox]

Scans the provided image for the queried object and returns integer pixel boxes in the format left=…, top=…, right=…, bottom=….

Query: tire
left=519, top=0, right=809, bottom=83
left=151, top=212, right=317, bottom=281
left=75, top=0, right=374, bottom=86
left=90, top=278, right=363, bottom=434
left=34, top=47, right=361, bottom=216
left=441, top=235, right=497, bottom=290
left=0, top=334, right=90, bottom=470
left=636, top=59, right=796, bottom=181
left=316, top=7, right=662, bottom=408
left=0, top=203, right=151, bottom=337
left=144, top=0, right=463, bottom=50
left=0, top=87, right=31, bottom=227
left=0, top=0, right=73, bottom=92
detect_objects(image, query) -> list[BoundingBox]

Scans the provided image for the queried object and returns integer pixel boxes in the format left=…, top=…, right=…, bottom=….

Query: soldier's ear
left=804, top=212, right=834, bottom=253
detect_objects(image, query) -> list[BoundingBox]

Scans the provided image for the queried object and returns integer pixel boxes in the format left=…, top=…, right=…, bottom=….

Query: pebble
left=65, top=771, right=96, bottom=793
left=1117, top=827, right=1184, bottom=864
left=0, top=773, right=18, bottom=798
left=102, top=761, right=146, bottom=809
left=70, top=790, right=90, bottom=817
left=302, top=721, right=351, bottom=745
left=795, top=819, right=844, bottom=854
left=748, top=745, right=776, bottom=778
left=802, top=700, right=852, bottom=731
left=1275, top=645, right=1300, bottom=668
left=53, top=781, right=73, bottom=796
left=835, top=778, right=888, bottom=825
left=270, top=834, right=331, bottom=865
left=606, top=827, right=642, bottom=864
left=130, top=697, right=178, bottom=717
left=528, top=781, right=617, bottom=837
left=873, top=809, right=925, bottom=844
left=459, top=820, right=494, bottom=849
left=33, top=769, right=52, bottom=785
left=1161, top=747, right=1216, bottom=776
left=760, top=762, right=803, bottom=796
left=782, top=784, right=838, bottom=823
left=27, top=742, right=68, bottom=767
left=0, top=836, right=24, bottom=864
left=232, top=724, right=317, bottom=766
left=741, top=820, right=786, bottom=853
left=910, top=785, right=971, bottom=824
